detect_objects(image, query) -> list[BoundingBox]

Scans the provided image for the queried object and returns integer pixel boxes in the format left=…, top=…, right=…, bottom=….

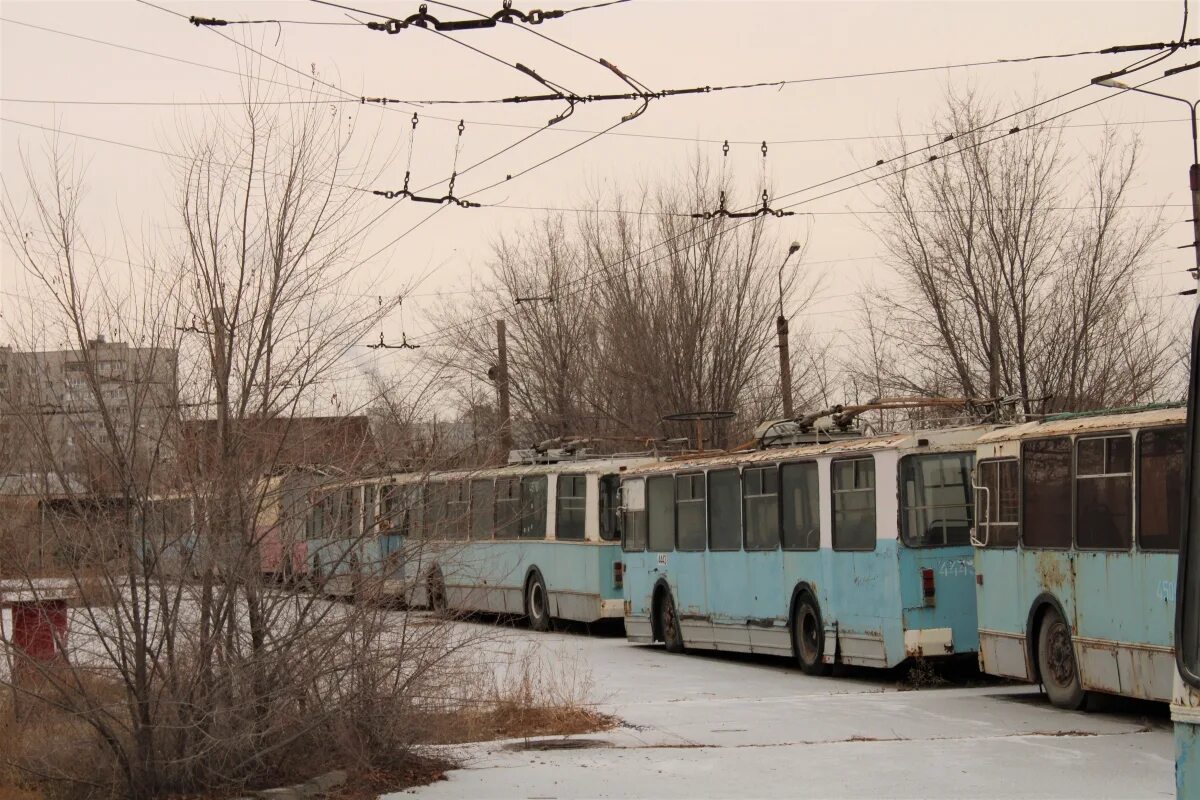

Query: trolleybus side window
left=832, top=457, right=876, bottom=551
left=556, top=475, right=587, bottom=541
left=621, top=478, right=647, bottom=551
left=900, top=453, right=974, bottom=548
left=647, top=475, right=675, bottom=552
left=518, top=476, right=548, bottom=539
left=1138, top=426, right=1185, bottom=552
left=1076, top=434, right=1133, bottom=550
left=781, top=461, right=820, bottom=550
left=380, top=485, right=399, bottom=533
left=708, top=468, right=742, bottom=552
left=307, top=492, right=326, bottom=539
left=363, top=484, right=377, bottom=534
left=1021, top=437, right=1072, bottom=549
left=675, top=473, right=706, bottom=551
left=600, top=475, right=621, bottom=541
left=495, top=478, right=520, bottom=539
left=744, top=465, right=780, bottom=551
left=425, top=482, right=447, bottom=538
left=974, top=459, right=1019, bottom=547
left=470, top=479, right=494, bottom=540
left=446, top=481, right=469, bottom=540
left=340, top=489, right=355, bottom=539
left=405, top=485, right=425, bottom=538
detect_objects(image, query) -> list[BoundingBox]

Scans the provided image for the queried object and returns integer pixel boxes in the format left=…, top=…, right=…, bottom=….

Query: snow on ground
left=393, top=620, right=1175, bottom=800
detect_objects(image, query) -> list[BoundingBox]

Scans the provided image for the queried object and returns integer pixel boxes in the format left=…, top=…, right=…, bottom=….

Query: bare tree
left=0, top=86, right=515, bottom=799
left=852, top=86, right=1174, bottom=416
left=437, top=159, right=816, bottom=448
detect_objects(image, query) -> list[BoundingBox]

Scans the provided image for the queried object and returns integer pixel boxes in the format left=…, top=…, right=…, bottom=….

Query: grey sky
left=2, top=0, right=1196, bottom=404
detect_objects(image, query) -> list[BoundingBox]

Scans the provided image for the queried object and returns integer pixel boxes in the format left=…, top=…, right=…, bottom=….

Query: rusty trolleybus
left=973, top=405, right=1185, bottom=709
left=619, top=424, right=990, bottom=671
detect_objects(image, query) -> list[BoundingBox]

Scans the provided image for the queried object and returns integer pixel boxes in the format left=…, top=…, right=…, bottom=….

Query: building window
left=1021, top=437, right=1072, bottom=549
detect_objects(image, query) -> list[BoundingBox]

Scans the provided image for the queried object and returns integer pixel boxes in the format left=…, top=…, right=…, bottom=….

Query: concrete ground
left=392, top=620, right=1175, bottom=800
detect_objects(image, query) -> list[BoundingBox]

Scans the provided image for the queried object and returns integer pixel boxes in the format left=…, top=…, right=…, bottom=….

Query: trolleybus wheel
left=428, top=569, right=448, bottom=615
left=657, top=590, right=684, bottom=653
left=793, top=594, right=830, bottom=676
left=1036, top=607, right=1086, bottom=710
left=526, top=572, right=551, bottom=632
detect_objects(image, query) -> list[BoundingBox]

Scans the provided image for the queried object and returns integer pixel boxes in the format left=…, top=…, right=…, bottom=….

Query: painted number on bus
left=939, top=558, right=975, bottom=577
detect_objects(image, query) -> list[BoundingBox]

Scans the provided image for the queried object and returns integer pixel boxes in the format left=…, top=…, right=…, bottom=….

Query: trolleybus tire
left=1036, top=606, right=1086, bottom=710
left=526, top=572, right=551, bottom=632
left=656, top=589, right=684, bottom=653
left=793, top=593, right=830, bottom=676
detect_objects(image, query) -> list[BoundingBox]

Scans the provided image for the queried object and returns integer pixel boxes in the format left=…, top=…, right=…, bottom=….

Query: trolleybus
left=972, top=406, right=1185, bottom=708
left=299, top=450, right=653, bottom=627
left=620, top=426, right=988, bottom=671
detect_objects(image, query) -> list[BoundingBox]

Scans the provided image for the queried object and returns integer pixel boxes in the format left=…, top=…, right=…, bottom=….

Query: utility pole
left=495, top=319, right=513, bottom=455
left=777, top=316, right=794, bottom=419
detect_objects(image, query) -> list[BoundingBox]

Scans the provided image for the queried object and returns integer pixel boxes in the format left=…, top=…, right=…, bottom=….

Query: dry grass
left=0, top=674, right=126, bottom=800
left=899, top=657, right=951, bottom=690
left=1, top=632, right=613, bottom=799
left=414, top=640, right=616, bottom=745
left=419, top=702, right=617, bottom=745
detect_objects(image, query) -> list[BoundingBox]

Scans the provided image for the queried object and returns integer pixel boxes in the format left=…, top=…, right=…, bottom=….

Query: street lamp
left=1093, top=76, right=1200, bottom=296
left=777, top=241, right=803, bottom=419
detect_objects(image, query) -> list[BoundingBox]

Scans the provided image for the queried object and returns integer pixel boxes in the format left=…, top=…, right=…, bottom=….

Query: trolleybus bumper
left=904, top=627, right=954, bottom=658
left=625, top=614, right=654, bottom=643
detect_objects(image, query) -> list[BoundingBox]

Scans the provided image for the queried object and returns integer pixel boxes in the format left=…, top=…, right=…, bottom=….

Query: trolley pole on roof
left=777, top=242, right=803, bottom=418
left=495, top=319, right=513, bottom=454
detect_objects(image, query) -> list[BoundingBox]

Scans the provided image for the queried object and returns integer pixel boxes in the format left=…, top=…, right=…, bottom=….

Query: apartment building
left=0, top=337, right=179, bottom=481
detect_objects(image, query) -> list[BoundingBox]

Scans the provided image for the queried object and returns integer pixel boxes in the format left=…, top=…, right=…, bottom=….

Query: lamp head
left=1094, top=78, right=1130, bottom=90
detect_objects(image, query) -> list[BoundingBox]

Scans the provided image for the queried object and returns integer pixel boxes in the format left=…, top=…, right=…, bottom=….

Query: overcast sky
left=2, top=0, right=1196, bottom=406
